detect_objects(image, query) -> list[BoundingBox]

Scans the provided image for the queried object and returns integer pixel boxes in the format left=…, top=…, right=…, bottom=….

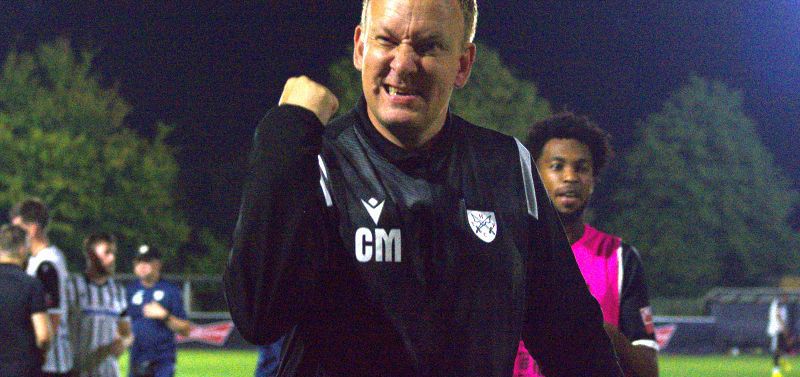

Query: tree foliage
left=600, top=76, right=799, bottom=297
left=327, top=42, right=551, bottom=140
left=0, top=38, right=190, bottom=269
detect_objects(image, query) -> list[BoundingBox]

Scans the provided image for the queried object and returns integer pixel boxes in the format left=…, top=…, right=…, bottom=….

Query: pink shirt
left=514, top=224, right=621, bottom=376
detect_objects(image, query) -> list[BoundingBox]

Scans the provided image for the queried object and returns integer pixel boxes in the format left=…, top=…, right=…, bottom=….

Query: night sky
left=1, top=1, right=798, bottom=235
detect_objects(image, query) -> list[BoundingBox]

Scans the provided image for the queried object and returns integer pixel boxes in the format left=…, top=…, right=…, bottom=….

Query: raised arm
left=224, top=77, right=339, bottom=345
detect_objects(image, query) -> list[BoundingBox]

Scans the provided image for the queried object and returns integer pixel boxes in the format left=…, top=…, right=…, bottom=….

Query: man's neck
left=562, top=218, right=586, bottom=245
left=30, top=237, right=49, bottom=257
left=140, top=277, right=158, bottom=288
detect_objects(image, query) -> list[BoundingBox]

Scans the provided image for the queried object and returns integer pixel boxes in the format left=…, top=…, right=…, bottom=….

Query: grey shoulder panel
left=515, top=138, right=538, bottom=219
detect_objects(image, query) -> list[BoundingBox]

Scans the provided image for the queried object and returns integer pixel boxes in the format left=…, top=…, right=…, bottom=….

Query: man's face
left=11, top=216, right=34, bottom=240
left=134, top=259, right=161, bottom=282
left=536, top=138, right=596, bottom=221
left=353, top=0, right=476, bottom=142
left=90, top=241, right=116, bottom=275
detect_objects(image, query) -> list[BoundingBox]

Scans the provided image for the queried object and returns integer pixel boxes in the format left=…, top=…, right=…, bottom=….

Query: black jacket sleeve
left=36, top=261, right=60, bottom=309
left=224, top=105, right=330, bottom=345
left=619, top=244, right=657, bottom=347
left=30, top=278, right=47, bottom=314
left=521, top=170, right=623, bottom=377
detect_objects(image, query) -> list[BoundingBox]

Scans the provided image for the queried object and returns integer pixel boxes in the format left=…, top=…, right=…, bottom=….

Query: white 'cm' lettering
left=355, top=228, right=402, bottom=262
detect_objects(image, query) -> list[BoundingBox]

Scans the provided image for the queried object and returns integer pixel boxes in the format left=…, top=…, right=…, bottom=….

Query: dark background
left=1, top=1, right=797, bottom=237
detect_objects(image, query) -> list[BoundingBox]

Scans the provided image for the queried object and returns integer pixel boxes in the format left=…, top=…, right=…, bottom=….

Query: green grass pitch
left=117, top=350, right=796, bottom=377
left=119, top=350, right=259, bottom=377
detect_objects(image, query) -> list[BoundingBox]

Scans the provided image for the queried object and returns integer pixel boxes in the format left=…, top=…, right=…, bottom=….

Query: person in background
left=67, top=232, right=132, bottom=377
left=127, top=245, right=191, bottom=377
left=0, top=224, right=51, bottom=377
left=768, top=293, right=791, bottom=377
left=11, top=198, right=74, bottom=376
left=518, top=112, right=659, bottom=377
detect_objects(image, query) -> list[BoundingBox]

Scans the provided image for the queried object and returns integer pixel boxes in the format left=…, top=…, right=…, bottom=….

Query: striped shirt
left=27, top=245, right=74, bottom=373
left=66, top=273, right=128, bottom=377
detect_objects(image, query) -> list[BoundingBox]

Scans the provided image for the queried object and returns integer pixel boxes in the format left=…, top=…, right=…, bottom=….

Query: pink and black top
left=514, top=224, right=658, bottom=376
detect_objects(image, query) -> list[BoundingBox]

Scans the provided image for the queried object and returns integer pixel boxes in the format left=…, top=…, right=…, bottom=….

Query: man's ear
left=454, top=43, right=477, bottom=88
left=353, top=25, right=366, bottom=72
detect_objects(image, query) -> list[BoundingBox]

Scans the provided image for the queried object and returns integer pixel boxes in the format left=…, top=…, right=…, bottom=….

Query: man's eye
left=417, top=42, right=442, bottom=55
left=375, top=36, right=394, bottom=46
left=418, top=44, right=435, bottom=53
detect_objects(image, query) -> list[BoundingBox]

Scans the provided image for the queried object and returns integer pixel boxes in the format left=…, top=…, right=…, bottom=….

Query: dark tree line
left=5, top=39, right=796, bottom=298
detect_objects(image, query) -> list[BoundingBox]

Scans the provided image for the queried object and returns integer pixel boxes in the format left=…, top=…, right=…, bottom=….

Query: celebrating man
left=225, top=1, right=622, bottom=376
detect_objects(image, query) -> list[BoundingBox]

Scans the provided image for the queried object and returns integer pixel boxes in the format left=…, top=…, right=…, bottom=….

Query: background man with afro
left=516, top=113, right=659, bottom=377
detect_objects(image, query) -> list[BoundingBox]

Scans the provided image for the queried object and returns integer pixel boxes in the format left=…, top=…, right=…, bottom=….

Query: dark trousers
left=130, top=359, right=175, bottom=377
left=773, top=333, right=789, bottom=366
left=41, top=370, right=75, bottom=377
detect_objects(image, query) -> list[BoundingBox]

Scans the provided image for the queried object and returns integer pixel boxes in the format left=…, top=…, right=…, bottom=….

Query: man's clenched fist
left=278, top=76, right=340, bottom=125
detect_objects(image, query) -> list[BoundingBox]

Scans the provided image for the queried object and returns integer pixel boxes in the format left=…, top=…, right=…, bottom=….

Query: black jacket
left=225, top=100, right=622, bottom=377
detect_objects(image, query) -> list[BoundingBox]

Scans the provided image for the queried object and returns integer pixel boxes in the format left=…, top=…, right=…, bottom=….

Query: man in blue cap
left=127, top=245, right=191, bottom=377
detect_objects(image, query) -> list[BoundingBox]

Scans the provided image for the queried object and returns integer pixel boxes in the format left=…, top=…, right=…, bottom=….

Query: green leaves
left=330, top=44, right=798, bottom=298
left=0, top=38, right=189, bottom=270
left=450, top=45, right=551, bottom=140
left=601, top=76, right=798, bottom=297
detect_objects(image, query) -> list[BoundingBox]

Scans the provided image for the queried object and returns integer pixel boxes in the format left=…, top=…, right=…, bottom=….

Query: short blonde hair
left=360, top=0, right=478, bottom=45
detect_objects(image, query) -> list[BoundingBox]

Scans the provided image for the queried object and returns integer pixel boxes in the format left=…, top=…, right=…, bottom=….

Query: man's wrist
left=162, top=312, right=172, bottom=322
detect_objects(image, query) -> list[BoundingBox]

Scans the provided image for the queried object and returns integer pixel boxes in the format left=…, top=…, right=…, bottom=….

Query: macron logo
left=361, top=197, right=385, bottom=225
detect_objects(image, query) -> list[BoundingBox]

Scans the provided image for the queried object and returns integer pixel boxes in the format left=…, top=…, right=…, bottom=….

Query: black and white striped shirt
left=66, top=273, right=128, bottom=377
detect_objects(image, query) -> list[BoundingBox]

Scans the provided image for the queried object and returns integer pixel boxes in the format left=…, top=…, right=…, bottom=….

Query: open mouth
left=385, top=85, right=418, bottom=97
left=554, top=188, right=583, bottom=206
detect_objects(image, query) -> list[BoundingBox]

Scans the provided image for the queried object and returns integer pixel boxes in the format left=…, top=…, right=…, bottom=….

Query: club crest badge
left=467, top=210, right=497, bottom=243
left=132, top=290, right=144, bottom=305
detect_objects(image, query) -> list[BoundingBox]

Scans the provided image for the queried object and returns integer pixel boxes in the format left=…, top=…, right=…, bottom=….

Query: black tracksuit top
left=225, top=99, right=623, bottom=377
